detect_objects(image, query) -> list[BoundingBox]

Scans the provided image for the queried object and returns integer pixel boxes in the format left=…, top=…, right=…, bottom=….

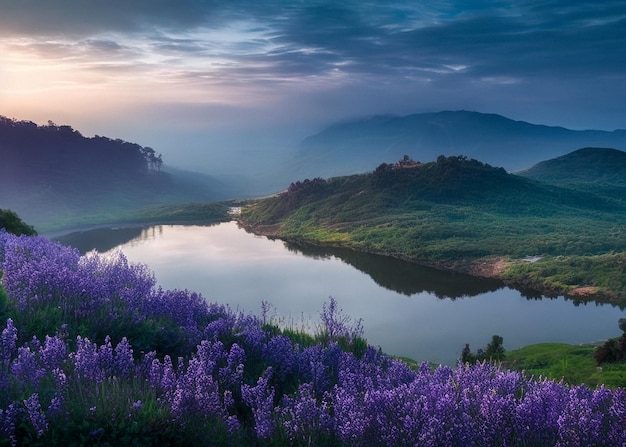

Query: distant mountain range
left=0, top=116, right=234, bottom=231
left=290, top=111, right=626, bottom=179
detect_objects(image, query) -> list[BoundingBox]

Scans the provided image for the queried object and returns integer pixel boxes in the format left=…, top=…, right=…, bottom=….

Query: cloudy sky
left=1, top=0, right=625, bottom=172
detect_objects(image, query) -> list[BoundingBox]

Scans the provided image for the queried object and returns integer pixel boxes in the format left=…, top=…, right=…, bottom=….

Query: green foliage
left=259, top=297, right=368, bottom=362
left=503, top=253, right=626, bottom=301
left=594, top=336, right=626, bottom=366
left=506, top=343, right=626, bottom=389
left=0, top=284, right=7, bottom=317
left=280, top=327, right=317, bottom=348
left=35, top=376, right=227, bottom=446
left=519, top=147, right=626, bottom=186
left=462, top=335, right=506, bottom=364
left=5, top=294, right=189, bottom=361
left=0, top=209, right=37, bottom=236
left=594, top=319, right=626, bottom=366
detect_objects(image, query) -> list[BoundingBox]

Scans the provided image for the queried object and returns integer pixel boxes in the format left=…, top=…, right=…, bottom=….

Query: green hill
left=240, top=155, right=626, bottom=303
left=517, top=147, right=626, bottom=186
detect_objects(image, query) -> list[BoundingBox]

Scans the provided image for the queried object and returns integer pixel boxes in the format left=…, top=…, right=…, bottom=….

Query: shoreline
left=42, top=216, right=232, bottom=240
left=238, top=220, right=623, bottom=306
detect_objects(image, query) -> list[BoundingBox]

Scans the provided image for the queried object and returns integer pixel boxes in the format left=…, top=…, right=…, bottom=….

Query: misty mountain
left=517, top=147, right=626, bottom=186
left=0, top=116, right=233, bottom=231
left=290, top=111, right=626, bottom=179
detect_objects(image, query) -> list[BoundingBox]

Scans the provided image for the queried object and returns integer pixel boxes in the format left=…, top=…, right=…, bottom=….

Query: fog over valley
left=2, top=0, right=625, bottom=184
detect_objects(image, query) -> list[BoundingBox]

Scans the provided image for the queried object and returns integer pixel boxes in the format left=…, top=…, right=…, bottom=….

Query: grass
left=502, top=254, right=626, bottom=303
left=505, top=343, right=626, bottom=389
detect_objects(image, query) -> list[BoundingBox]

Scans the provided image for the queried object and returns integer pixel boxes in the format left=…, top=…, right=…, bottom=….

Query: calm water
left=55, top=222, right=626, bottom=365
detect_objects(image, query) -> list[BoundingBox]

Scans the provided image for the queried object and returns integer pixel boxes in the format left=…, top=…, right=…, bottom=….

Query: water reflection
left=54, top=226, right=148, bottom=253
left=55, top=224, right=216, bottom=254
left=48, top=222, right=625, bottom=365
left=283, top=241, right=504, bottom=299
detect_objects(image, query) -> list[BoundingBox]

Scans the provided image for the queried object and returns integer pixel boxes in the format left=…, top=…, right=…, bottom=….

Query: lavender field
left=1, top=230, right=625, bottom=446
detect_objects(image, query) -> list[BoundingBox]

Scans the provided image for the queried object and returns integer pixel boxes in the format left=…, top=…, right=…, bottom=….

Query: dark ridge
left=0, top=115, right=225, bottom=230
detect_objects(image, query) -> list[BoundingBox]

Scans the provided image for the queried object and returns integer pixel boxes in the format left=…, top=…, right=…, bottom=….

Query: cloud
left=3, top=1, right=625, bottom=81
left=1, top=0, right=625, bottom=134
left=0, top=0, right=220, bottom=36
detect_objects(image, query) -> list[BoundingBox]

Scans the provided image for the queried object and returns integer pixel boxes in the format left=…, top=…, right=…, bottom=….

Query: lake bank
left=38, top=202, right=232, bottom=236
left=238, top=219, right=625, bottom=307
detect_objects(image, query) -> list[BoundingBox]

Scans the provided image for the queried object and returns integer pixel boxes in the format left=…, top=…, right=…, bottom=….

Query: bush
left=462, top=335, right=506, bottom=364
left=0, top=209, right=37, bottom=236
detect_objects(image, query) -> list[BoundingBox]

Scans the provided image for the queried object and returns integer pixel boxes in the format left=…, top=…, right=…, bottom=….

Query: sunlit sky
left=1, top=0, right=625, bottom=173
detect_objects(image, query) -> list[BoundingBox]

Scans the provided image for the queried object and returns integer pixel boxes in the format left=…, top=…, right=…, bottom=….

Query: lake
left=55, top=221, right=626, bottom=365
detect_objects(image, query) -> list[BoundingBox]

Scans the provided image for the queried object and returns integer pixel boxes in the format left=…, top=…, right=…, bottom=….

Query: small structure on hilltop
left=392, top=155, right=421, bottom=170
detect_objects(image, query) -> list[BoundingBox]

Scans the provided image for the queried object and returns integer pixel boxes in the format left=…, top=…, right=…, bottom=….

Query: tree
left=0, top=209, right=37, bottom=236
left=461, top=335, right=505, bottom=364
left=484, top=335, right=506, bottom=362
left=461, top=344, right=476, bottom=364
left=593, top=319, right=626, bottom=365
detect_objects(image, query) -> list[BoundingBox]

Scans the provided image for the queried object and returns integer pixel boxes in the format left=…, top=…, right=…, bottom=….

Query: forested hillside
left=240, top=155, right=626, bottom=302
left=0, top=116, right=229, bottom=231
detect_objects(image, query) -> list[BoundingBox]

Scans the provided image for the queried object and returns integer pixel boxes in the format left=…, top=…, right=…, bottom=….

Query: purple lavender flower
left=241, top=367, right=276, bottom=439
left=160, top=355, right=177, bottom=393
left=0, top=402, right=19, bottom=446
left=113, top=337, right=135, bottom=379
left=1, top=319, right=17, bottom=367
left=39, top=335, right=67, bottom=371
left=168, top=357, right=225, bottom=422
left=263, top=335, right=297, bottom=382
left=515, top=378, right=566, bottom=445
left=1, top=235, right=81, bottom=312
left=47, top=395, right=64, bottom=418
left=204, top=316, right=235, bottom=342
left=23, top=393, right=48, bottom=437
left=11, top=346, right=45, bottom=389
left=219, top=343, right=245, bottom=387
left=607, top=387, right=626, bottom=446
left=279, top=382, right=333, bottom=443
left=72, top=336, right=104, bottom=382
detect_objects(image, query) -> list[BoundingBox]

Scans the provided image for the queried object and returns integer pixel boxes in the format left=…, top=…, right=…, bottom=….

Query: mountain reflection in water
left=57, top=224, right=503, bottom=300
left=283, top=241, right=504, bottom=299
left=54, top=226, right=149, bottom=253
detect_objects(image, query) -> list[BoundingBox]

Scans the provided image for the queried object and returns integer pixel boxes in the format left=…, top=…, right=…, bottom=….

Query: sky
left=1, top=0, right=625, bottom=174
